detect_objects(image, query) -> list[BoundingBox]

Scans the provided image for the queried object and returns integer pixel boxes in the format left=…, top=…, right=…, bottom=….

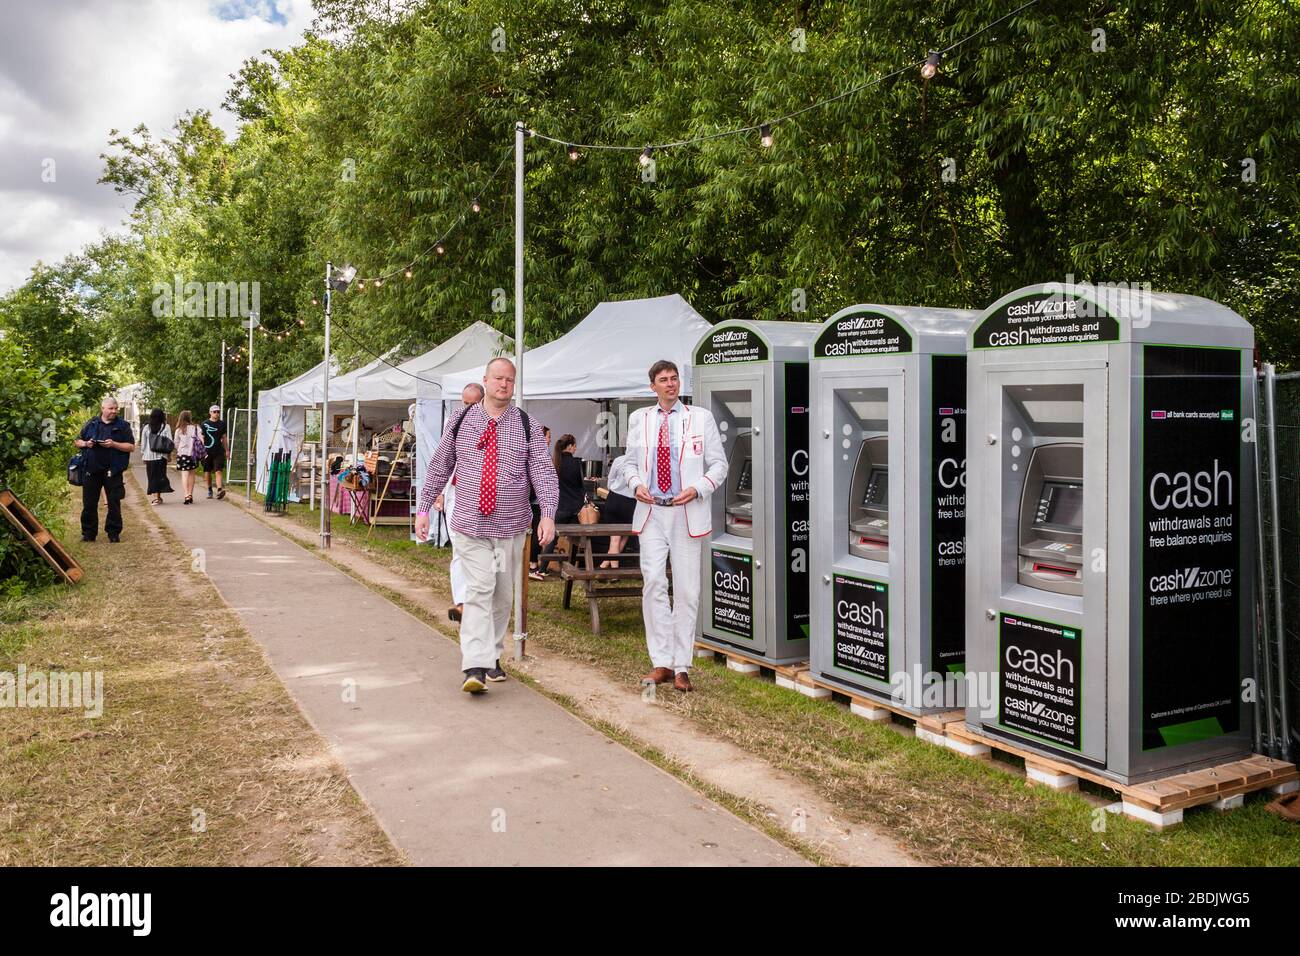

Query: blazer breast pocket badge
left=691, top=437, right=703, bottom=456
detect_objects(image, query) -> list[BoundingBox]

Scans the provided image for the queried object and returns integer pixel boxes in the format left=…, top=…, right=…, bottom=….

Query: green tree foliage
left=0, top=337, right=85, bottom=592
left=84, top=0, right=1298, bottom=390
left=0, top=255, right=115, bottom=403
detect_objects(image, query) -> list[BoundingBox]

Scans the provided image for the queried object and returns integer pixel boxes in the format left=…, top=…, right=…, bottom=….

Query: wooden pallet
left=916, top=710, right=1299, bottom=828
left=758, top=663, right=1298, bottom=829
left=800, top=670, right=967, bottom=727
left=693, top=641, right=815, bottom=691
left=0, top=487, right=83, bottom=584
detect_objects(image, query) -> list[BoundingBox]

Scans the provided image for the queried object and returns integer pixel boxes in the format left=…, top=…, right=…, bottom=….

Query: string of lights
left=296, top=0, right=1043, bottom=376
left=529, top=0, right=1040, bottom=159
left=309, top=148, right=515, bottom=299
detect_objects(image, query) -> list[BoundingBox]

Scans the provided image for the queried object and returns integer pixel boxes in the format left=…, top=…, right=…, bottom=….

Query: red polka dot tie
left=657, top=408, right=672, bottom=493
left=478, top=418, right=499, bottom=515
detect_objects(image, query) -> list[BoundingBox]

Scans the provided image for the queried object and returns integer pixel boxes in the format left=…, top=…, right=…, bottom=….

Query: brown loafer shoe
left=674, top=671, right=693, bottom=693
left=641, top=666, right=674, bottom=685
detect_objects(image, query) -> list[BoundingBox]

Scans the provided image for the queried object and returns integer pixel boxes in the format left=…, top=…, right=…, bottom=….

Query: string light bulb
left=435, top=242, right=445, bottom=255
left=639, top=146, right=654, bottom=166
left=404, top=267, right=413, bottom=279
left=374, top=277, right=383, bottom=288
left=567, top=144, right=580, bottom=161
left=471, top=197, right=481, bottom=213
left=921, top=50, right=941, bottom=81
left=759, top=124, right=773, bottom=148
left=356, top=279, right=366, bottom=291
left=298, top=318, right=305, bottom=326
left=310, top=296, right=318, bottom=306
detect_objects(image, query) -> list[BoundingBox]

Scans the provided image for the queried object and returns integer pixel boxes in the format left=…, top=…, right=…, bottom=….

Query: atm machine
left=809, top=304, right=979, bottom=714
left=724, top=431, right=754, bottom=536
left=848, top=437, right=889, bottom=561
left=965, top=283, right=1256, bottom=785
left=695, top=320, right=819, bottom=664
left=1017, top=444, right=1083, bottom=594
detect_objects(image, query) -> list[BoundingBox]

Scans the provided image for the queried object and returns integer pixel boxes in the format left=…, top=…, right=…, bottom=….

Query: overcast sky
left=0, top=0, right=316, bottom=292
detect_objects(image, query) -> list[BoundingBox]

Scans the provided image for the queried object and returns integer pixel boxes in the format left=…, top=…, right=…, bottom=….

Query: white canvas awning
left=352, top=321, right=510, bottom=402
left=438, top=294, right=710, bottom=401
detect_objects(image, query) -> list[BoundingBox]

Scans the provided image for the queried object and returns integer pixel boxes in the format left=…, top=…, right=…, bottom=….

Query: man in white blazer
left=626, top=360, right=728, bottom=692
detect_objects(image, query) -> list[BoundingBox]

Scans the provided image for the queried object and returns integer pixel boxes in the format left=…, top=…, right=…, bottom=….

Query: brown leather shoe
left=674, top=671, right=693, bottom=693
left=641, top=667, right=674, bottom=685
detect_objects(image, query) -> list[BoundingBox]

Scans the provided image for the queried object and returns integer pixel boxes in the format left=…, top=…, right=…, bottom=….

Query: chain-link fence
left=1256, top=369, right=1296, bottom=760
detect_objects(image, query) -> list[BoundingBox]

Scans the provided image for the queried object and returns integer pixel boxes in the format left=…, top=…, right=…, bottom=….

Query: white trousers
left=639, top=504, right=703, bottom=673
left=449, top=554, right=468, bottom=605
left=444, top=484, right=467, bottom=604
left=450, top=529, right=525, bottom=671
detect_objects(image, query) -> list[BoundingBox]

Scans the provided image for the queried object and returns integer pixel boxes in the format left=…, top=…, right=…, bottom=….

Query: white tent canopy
left=271, top=357, right=338, bottom=408
left=435, top=294, right=710, bottom=465
left=438, top=294, right=710, bottom=401
left=254, top=323, right=508, bottom=518
left=355, top=321, right=509, bottom=402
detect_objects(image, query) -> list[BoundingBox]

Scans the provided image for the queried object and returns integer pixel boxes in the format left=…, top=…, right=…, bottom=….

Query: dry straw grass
left=0, top=476, right=403, bottom=866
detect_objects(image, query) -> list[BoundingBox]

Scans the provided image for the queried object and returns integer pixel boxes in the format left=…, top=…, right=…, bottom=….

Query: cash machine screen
left=862, top=467, right=887, bottom=509
left=1034, top=481, right=1082, bottom=532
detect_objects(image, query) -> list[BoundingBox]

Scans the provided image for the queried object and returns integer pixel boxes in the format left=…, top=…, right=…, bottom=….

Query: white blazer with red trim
left=625, top=402, right=728, bottom=538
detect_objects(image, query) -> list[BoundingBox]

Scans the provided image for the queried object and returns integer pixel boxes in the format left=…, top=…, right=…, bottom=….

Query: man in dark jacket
left=75, top=396, right=136, bottom=542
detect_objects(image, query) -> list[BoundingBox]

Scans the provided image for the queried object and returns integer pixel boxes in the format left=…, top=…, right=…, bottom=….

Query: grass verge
left=259, top=497, right=1299, bottom=866
left=0, top=478, right=404, bottom=866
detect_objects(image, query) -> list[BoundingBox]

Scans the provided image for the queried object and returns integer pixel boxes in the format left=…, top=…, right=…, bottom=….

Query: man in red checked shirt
left=416, top=358, right=558, bottom=694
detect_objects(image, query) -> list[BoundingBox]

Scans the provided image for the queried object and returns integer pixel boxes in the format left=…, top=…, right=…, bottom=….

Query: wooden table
left=543, top=523, right=646, bottom=635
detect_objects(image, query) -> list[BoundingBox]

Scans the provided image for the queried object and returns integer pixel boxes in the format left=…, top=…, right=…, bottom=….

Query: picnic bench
left=542, top=523, right=667, bottom=635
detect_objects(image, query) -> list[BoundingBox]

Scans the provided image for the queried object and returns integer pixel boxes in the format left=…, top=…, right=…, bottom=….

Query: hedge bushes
left=0, top=337, right=86, bottom=595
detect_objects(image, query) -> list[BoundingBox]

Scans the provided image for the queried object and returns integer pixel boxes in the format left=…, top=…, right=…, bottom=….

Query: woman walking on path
left=140, top=408, right=174, bottom=505
left=173, top=410, right=203, bottom=504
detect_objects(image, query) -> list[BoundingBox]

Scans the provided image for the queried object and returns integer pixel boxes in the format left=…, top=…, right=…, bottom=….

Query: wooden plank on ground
left=0, top=487, right=83, bottom=584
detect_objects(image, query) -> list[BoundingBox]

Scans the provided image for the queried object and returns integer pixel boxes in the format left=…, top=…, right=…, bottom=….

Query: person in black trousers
left=553, top=434, right=585, bottom=524
left=75, top=396, right=137, bottom=542
left=541, top=434, right=585, bottom=567
left=140, top=408, right=174, bottom=505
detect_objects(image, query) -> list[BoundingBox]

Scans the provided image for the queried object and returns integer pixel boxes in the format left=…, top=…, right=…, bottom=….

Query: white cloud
left=0, top=0, right=316, bottom=291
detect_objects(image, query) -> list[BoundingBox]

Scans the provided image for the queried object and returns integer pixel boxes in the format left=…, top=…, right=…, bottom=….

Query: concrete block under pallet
left=1026, top=762, right=1079, bottom=791
left=694, top=646, right=715, bottom=659
left=1122, top=800, right=1183, bottom=829
left=1211, top=793, right=1244, bottom=811
left=725, top=657, right=761, bottom=675
left=1270, top=779, right=1299, bottom=795
left=778, top=672, right=830, bottom=699
left=944, top=735, right=992, bottom=758
left=851, top=700, right=893, bottom=722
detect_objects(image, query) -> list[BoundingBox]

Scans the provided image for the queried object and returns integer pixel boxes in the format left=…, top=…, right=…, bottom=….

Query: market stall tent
left=254, top=324, right=509, bottom=545
left=255, top=357, right=336, bottom=495
left=435, top=294, right=710, bottom=460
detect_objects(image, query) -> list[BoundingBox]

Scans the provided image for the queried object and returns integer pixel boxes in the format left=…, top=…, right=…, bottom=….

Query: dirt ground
left=0, top=475, right=403, bottom=866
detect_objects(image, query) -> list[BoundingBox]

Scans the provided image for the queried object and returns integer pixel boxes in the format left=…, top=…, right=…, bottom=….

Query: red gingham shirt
left=419, top=403, right=558, bottom=538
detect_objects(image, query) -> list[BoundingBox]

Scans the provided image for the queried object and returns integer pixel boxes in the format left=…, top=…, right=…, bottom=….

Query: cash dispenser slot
left=1017, top=442, right=1084, bottom=596
left=848, top=435, right=889, bottom=561
left=724, top=430, right=754, bottom=538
